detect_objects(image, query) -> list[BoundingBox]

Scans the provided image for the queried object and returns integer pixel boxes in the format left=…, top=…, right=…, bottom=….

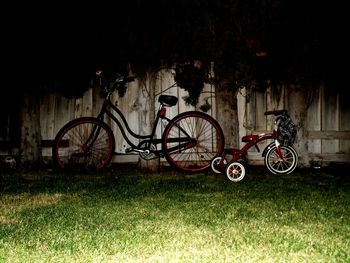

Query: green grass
left=1, top=167, right=350, bottom=262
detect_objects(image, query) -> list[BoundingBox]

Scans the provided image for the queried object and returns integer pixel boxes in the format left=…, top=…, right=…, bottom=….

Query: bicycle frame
left=94, top=92, right=194, bottom=157
left=53, top=71, right=225, bottom=173
left=211, top=109, right=297, bottom=179
left=220, top=132, right=276, bottom=162
left=216, top=117, right=284, bottom=171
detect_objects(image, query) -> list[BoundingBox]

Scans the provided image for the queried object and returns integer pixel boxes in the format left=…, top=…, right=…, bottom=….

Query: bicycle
left=210, top=109, right=298, bottom=182
left=52, top=70, right=225, bottom=172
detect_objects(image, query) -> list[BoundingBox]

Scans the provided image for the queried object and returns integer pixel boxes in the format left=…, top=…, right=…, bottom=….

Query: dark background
left=2, top=1, right=347, bottom=97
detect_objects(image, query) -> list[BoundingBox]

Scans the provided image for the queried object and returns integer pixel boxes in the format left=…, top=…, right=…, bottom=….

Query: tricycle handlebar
left=264, top=110, right=287, bottom=116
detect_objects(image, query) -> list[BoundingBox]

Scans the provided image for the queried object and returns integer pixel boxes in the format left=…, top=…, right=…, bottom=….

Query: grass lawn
left=1, top=165, right=349, bottom=262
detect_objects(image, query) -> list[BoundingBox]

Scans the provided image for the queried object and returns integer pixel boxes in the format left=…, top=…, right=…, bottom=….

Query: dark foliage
left=174, top=64, right=207, bottom=106
left=3, top=0, right=347, bottom=101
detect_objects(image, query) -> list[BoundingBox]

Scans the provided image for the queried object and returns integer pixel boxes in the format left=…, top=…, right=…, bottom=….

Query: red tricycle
left=211, top=109, right=298, bottom=182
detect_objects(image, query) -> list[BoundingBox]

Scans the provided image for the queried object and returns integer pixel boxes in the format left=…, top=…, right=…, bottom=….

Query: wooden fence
left=1, top=69, right=349, bottom=167
left=39, top=69, right=217, bottom=164
left=237, top=85, right=350, bottom=165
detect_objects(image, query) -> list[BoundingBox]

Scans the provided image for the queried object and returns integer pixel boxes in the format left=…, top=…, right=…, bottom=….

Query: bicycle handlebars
left=95, top=70, right=136, bottom=91
left=111, top=75, right=136, bottom=90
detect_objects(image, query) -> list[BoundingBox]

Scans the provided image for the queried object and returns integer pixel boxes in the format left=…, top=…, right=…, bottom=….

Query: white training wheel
left=210, top=156, right=227, bottom=174
left=225, top=162, right=246, bottom=182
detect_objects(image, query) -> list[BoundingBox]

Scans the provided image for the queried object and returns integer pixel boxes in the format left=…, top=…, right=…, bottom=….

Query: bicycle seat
left=158, top=95, right=178, bottom=107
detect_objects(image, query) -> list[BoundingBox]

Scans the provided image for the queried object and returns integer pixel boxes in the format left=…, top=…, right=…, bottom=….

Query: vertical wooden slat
left=306, top=87, right=322, bottom=154
left=108, top=90, right=120, bottom=160
left=92, top=85, right=104, bottom=118
left=216, top=87, right=239, bottom=148
left=197, top=83, right=214, bottom=116
left=110, top=77, right=140, bottom=160
left=154, top=70, right=179, bottom=144
left=255, top=90, right=266, bottom=131
left=54, top=95, right=74, bottom=136
left=245, top=85, right=256, bottom=132
left=266, top=85, right=285, bottom=130
left=246, top=87, right=264, bottom=162
left=287, top=85, right=309, bottom=165
left=110, top=87, right=125, bottom=156
left=154, top=71, right=164, bottom=142
left=161, top=69, right=178, bottom=120
left=266, top=86, right=273, bottom=131
left=40, top=94, right=56, bottom=157
left=339, top=94, right=350, bottom=154
left=244, top=86, right=263, bottom=163
left=140, top=72, right=158, bottom=169
left=40, top=94, right=56, bottom=141
left=237, top=87, right=247, bottom=149
left=199, top=63, right=216, bottom=118
left=74, top=96, right=83, bottom=118
left=82, top=88, right=93, bottom=117
left=322, top=88, right=339, bottom=153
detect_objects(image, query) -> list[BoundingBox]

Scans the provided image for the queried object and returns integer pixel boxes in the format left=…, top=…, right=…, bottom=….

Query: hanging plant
left=174, top=63, right=207, bottom=106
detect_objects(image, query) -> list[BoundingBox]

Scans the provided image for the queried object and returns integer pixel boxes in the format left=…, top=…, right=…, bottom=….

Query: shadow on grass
left=1, top=163, right=350, bottom=196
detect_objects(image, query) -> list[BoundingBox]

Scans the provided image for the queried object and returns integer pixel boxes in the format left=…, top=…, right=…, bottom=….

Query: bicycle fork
left=274, top=140, right=284, bottom=160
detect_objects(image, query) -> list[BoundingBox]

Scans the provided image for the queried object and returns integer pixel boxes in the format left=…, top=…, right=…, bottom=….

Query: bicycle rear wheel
left=52, top=117, right=115, bottom=172
left=264, top=145, right=298, bottom=174
left=162, top=111, right=224, bottom=172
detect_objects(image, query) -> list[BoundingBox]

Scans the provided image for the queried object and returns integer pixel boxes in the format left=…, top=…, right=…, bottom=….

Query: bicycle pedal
left=125, top=147, right=134, bottom=153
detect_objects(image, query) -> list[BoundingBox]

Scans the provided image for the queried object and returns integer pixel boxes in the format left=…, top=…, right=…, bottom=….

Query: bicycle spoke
left=53, top=118, right=115, bottom=171
left=265, top=145, right=297, bottom=174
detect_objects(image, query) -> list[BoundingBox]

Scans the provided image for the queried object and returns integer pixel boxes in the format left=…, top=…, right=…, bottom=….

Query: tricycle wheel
left=210, top=156, right=227, bottom=174
left=225, top=162, right=246, bottom=182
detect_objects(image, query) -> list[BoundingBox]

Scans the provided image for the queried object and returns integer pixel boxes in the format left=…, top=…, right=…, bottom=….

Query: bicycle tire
left=264, top=145, right=298, bottom=174
left=52, top=117, right=115, bottom=172
left=162, top=111, right=224, bottom=172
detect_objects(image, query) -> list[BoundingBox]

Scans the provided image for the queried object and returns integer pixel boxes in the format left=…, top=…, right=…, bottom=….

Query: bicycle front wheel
left=162, top=111, right=224, bottom=172
left=52, top=117, right=115, bottom=172
left=264, top=145, right=298, bottom=174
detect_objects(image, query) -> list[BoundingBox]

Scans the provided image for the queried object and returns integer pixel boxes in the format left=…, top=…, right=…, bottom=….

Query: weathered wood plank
left=40, top=94, right=56, bottom=141
left=54, top=95, right=74, bottom=136
left=339, top=94, right=350, bottom=154
left=82, top=88, right=93, bottom=117
left=237, top=87, right=247, bottom=149
left=322, top=88, right=339, bottom=153
left=255, top=90, right=266, bottom=131
left=74, top=97, right=83, bottom=118
left=92, top=85, right=104, bottom=117
left=245, top=85, right=256, bottom=132
left=306, top=87, right=322, bottom=153
left=309, top=153, right=350, bottom=163
left=266, top=85, right=285, bottom=130
left=308, top=131, right=350, bottom=139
